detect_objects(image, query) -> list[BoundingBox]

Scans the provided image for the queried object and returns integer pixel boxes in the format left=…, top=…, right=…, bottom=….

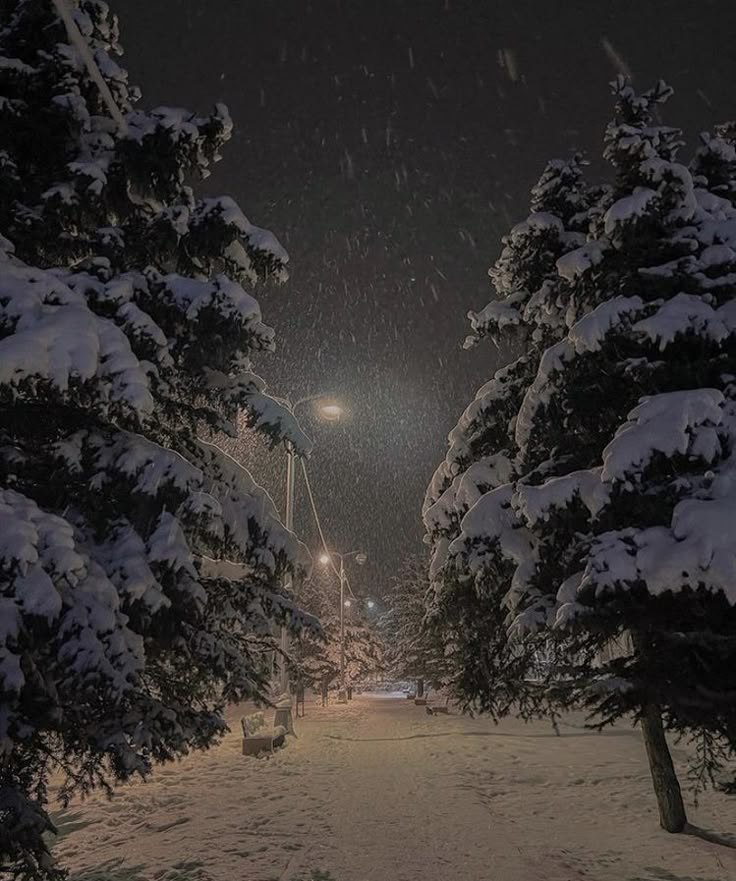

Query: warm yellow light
left=319, top=553, right=331, bottom=565
left=319, top=403, right=343, bottom=421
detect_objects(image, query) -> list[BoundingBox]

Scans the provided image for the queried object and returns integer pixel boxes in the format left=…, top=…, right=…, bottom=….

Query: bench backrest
left=241, top=712, right=266, bottom=737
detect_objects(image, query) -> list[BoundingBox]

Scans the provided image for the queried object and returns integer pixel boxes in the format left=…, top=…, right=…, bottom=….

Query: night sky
left=115, top=0, right=735, bottom=594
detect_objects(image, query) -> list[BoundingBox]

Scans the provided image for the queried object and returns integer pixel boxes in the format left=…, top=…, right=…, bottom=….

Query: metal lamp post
left=339, top=557, right=346, bottom=700
left=278, top=443, right=296, bottom=695
left=277, top=396, right=343, bottom=696
left=320, top=549, right=367, bottom=702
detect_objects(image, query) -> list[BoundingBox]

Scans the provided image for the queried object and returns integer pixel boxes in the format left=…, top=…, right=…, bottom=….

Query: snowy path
left=53, top=693, right=736, bottom=881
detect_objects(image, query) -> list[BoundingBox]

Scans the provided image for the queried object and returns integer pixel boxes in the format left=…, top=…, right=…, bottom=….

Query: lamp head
left=319, top=403, right=343, bottom=422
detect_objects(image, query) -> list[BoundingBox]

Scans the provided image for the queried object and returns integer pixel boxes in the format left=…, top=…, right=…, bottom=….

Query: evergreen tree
left=427, top=78, right=736, bottom=832
left=423, top=151, right=593, bottom=715
left=379, top=553, right=450, bottom=694
left=295, top=568, right=384, bottom=690
left=0, top=2, right=315, bottom=876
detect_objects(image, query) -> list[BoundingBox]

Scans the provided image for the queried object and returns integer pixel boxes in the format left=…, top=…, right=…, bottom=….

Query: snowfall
left=52, top=693, right=736, bottom=881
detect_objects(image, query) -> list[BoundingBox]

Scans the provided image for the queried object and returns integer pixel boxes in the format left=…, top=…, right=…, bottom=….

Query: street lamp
left=278, top=394, right=342, bottom=695
left=320, top=548, right=367, bottom=702
left=319, top=403, right=343, bottom=422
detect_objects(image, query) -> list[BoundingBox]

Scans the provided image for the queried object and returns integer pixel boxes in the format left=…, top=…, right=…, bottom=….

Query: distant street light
left=320, top=548, right=367, bottom=702
left=367, top=599, right=375, bottom=609
left=278, top=393, right=343, bottom=695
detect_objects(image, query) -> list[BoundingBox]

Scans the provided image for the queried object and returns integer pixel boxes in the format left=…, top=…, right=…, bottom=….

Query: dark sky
left=115, top=0, right=736, bottom=594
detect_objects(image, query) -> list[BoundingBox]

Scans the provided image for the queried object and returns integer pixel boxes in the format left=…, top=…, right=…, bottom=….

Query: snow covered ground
left=52, top=693, right=736, bottom=881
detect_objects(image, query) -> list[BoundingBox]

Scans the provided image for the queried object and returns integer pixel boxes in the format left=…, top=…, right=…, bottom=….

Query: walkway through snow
left=53, top=693, right=736, bottom=881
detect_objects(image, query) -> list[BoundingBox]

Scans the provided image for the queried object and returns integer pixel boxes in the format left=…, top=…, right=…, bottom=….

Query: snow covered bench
left=241, top=712, right=286, bottom=756
left=426, top=704, right=449, bottom=716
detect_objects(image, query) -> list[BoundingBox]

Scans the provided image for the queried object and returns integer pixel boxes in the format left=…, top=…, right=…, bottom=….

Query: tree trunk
left=640, top=703, right=687, bottom=833
left=416, top=678, right=424, bottom=698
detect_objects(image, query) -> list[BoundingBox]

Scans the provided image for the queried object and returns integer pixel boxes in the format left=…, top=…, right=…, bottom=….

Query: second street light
left=320, top=549, right=367, bottom=703
left=278, top=396, right=344, bottom=696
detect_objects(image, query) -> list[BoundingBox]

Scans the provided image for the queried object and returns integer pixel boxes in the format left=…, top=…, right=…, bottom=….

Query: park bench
left=241, top=712, right=286, bottom=756
left=426, top=704, right=449, bottom=715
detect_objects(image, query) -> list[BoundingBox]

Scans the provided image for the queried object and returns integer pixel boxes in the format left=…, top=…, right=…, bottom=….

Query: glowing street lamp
left=277, top=393, right=343, bottom=695
left=320, top=548, right=367, bottom=702
left=319, top=403, right=343, bottom=422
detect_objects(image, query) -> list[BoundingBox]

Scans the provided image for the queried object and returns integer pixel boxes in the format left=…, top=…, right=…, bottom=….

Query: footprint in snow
left=149, top=817, right=191, bottom=833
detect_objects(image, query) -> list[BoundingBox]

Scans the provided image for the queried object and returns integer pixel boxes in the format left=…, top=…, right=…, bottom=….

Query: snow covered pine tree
left=295, top=568, right=384, bottom=692
left=380, top=553, right=450, bottom=696
left=425, top=79, right=736, bottom=833
left=0, top=2, right=316, bottom=877
left=424, top=151, right=594, bottom=716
